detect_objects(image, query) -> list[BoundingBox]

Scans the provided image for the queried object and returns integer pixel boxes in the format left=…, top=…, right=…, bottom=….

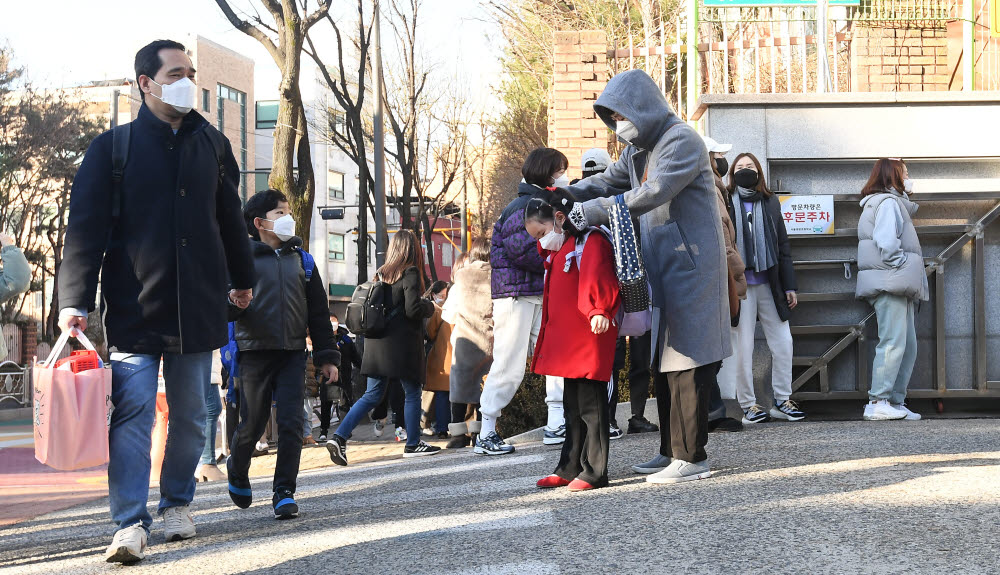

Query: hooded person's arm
left=566, top=150, right=634, bottom=202
left=0, top=246, right=31, bottom=304
left=578, top=127, right=705, bottom=227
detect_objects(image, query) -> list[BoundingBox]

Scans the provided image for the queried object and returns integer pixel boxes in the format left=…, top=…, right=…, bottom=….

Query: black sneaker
left=770, top=399, right=806, bottom=422
left=446, top=434, right=471, bottom=449
left=742, top=404, right=771, bottom=424
left=627, top=416, right=659, bottom=434
left=326, top=435, right=348, bottom=466
left=436, top=431, right=449, bottom=440
left=317, top=429, right=329, bottom=443
left=708, top=417, right=744, bottom=433
left=609, top=424, right=625, bottom=440
left=226, top=458, right=252, bottom=509
left=403, top=441, right=442, bottom=458
left=272, top=489, right=298, bottom=519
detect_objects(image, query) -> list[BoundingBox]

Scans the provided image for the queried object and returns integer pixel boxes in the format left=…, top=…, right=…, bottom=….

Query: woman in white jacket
left=855, top=158, right=928, bottom=421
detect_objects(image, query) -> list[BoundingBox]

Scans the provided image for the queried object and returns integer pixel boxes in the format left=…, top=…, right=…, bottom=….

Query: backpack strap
left=202, top=128, right=226, bottom=183
left=294, top=248, right=316, bottom=281
left=111, top=123, right=131, bottom=225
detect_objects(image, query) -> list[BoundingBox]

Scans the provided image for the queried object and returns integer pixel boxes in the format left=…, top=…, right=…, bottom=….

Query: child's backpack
left=345, top=274, right=401, bottom=339
left=219, top=248, right=316, bottom=377
left=567, top=228, right=651, bottom=338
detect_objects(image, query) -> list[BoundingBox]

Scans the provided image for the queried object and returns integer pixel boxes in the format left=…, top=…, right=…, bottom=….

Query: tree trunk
left=421, top=211, right=438, bottom=282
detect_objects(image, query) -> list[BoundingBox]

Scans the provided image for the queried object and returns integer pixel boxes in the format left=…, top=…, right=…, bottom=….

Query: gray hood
left=859, top=188, right=919, bottom=216
left=593, top=70, right=678, bottom=150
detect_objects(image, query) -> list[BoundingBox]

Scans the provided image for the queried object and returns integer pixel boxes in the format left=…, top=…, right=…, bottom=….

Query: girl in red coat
left=524, top=188, right=620, bottom=491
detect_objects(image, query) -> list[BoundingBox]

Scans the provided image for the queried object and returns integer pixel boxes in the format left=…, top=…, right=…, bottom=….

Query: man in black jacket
left=57, top=40, right=255, bottom=564
left=226, top=189, right=340, bottom=519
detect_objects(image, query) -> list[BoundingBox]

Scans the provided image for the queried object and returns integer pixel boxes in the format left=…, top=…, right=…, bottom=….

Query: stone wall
left=549, top=31, right=610, bottom=180
left=851, top=26, right=952, bottom=92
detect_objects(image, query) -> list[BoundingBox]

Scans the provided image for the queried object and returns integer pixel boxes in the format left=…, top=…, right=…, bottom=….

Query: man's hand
left=786, top=291, right=798, bottom=310
left=59, top=312, right=88, bottom=334
left=321, top=364, right=339, bottom=384
left=0, top=232, right=14, bottom=248
left=590, top=314, right=610, bottom=335
left=229, top=288, right=253, bottom=309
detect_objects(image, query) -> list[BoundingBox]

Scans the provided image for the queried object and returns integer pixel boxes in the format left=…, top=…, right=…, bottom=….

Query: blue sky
left=1, top=0, right=503, bottom=110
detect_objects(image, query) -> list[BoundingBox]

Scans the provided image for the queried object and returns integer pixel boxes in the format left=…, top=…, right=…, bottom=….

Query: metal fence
left=608, top=0, right=1000, bottom=118
left=0, top=360, right=31, bottom=408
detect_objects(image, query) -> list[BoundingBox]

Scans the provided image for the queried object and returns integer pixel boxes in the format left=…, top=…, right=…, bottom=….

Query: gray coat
left=856, top=191, right=929, bottom=301
left=568, top=70, right=731, bottom=372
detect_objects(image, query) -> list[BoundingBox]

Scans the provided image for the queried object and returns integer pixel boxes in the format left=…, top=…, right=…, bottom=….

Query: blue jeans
left=108, top=352, right=211, bottom=534
left=335, top=377, right=422, bottom=447
left=201, top=383, right=222, bottom=465
left=870, top=293, right=917, bottom=404
left=433, top=391, right=450, bottom=433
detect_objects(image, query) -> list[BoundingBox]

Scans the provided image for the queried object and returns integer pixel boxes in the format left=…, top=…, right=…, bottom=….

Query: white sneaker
left=891, top=403, right=922, bottom=421
left=162, top=505, right=196, bottom=542
left=646, top=459, right=712, bottom=484
left=104, top=523, right=147, bottom=564
left=373, top=418, right=386, bottom=438
left=863, top=399, right=907, bottom=421
left=631, top=454, right=673, bottom=474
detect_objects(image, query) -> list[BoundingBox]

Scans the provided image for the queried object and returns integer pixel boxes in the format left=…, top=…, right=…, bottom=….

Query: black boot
left=627, top=416, right=659, bottom=434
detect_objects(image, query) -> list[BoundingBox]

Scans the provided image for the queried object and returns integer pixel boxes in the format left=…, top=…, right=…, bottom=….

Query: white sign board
left=778, top=195, right=835, bottom=235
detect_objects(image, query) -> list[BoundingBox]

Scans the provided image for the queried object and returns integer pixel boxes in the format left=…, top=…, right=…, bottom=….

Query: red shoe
left=536, top=475, right=571, bottom=488
left=567, top=478, right=596, bottom=492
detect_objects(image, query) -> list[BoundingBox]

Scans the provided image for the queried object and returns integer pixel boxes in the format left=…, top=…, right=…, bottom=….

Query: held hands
left=590, top=314, right=610, bottom=335
left=321, top=364, right=339, bottom=384
left=786, top=291, right=798, bottom=309
left=229, top=288, right=254, bottom=309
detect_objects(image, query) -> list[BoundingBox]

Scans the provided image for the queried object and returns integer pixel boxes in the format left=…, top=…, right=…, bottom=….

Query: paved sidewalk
left=1, top=418, right=998, bottom=574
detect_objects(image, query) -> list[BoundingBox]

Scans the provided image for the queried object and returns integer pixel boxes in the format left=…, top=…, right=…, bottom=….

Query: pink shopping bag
left=33, top=330, right=113, bottom=471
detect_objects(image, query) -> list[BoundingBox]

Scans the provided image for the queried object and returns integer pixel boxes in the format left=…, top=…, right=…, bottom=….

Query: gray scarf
left=732, top=187, right=778, bottom=273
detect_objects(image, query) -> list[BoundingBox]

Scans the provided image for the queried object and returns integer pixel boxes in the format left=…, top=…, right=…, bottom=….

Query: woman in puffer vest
left=856, top=158, right=928, bottom=422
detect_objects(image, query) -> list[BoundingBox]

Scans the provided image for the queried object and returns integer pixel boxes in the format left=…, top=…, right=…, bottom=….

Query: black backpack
left=345, top=275, right=401, bottom=338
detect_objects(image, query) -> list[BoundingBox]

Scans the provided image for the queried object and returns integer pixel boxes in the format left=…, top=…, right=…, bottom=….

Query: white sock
left=480, top=414, right=497, bottom=438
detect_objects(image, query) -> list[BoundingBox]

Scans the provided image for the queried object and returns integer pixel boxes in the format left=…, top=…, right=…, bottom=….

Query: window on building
left=327, top=108, right=346, bottom=138
left=328, top=233, right=345, bottom=261
left=256, top=100, right=278, bottom=130
left=202, top=88, right=210, bottom=112
left=255, top=172, right=270, bottom=193
left=217, top=84, right=248, bottom=198
left=328, top=171, right=345, bottom=201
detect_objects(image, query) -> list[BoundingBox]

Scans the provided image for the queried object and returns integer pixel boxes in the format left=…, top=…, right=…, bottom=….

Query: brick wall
left=851, top=26, right=951, bottom=92
left=549, top=31, right=610, bottom=180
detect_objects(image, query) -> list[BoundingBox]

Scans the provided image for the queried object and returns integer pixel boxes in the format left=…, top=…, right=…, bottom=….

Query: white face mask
left=434, top=296, right=445, bottom=305
left=903, top=179, right=914, bottom=194
left=266, top=214, right=296, bottom=242
left=615, top=119, right=639, bottom=145
left=331, top=322, right=339, bottom=332
left=552, top=174, right=570, bottom=188
left=539, top=228, right=565, bottom=251
left=150, top=77, right=197, bottom=114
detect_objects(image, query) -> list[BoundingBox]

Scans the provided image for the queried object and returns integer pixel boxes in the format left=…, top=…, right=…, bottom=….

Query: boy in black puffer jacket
left=226, top=189, right=340, bottom=519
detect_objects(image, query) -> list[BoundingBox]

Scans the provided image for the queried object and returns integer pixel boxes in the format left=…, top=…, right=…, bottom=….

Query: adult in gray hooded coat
left=566, top=69, right=730, bottom=484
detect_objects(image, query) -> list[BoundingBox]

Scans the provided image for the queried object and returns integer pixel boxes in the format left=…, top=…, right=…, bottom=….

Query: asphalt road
left=2, top=418, right=998, bottom=574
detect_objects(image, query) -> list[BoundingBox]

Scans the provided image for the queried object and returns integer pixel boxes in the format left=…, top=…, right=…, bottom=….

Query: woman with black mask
left=724, top=153, right=804, bottom=425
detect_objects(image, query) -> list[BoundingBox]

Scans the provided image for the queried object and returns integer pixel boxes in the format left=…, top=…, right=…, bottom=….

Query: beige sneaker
left=104, top=523, right=147, bottom=564
left=163, top=505, right=196, bottom=542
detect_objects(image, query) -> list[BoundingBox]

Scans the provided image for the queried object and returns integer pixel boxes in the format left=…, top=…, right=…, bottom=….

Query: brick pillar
left=550, top=30, right=610, bottom=181
left=21, top=322, right=37, bottom=364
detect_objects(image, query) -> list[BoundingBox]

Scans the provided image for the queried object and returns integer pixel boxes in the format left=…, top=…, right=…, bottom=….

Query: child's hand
left=321, top=364, right=339, bottom=384
left=590, top=315, right=610, bottom=334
